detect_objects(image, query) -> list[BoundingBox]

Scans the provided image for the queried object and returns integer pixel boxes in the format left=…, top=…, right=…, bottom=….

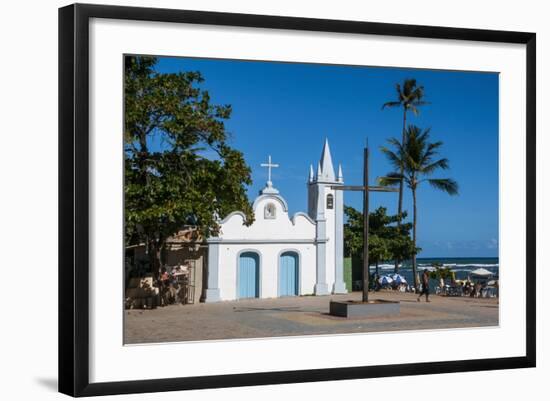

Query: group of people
left=365, top=269, right=498, bottom=302
left=434, top=273, right=498, bottom=298
left=372, top=274, right=414, bottom=293
left=158, top=264, right=192, bottom=306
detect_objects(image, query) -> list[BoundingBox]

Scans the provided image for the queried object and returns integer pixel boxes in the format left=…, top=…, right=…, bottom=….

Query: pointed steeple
left=318, top=138, right=336, bottom=182
left=337, top=163, right=343, bottom=182
left=309, top=164, right=314, bottom=182
left=317, top=162, right=322, bottom=178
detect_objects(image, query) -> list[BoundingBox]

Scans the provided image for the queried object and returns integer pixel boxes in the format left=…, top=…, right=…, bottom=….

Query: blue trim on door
left=238, top=252, right=260, bottom=298
left=279, top=251, right=299, bottom=296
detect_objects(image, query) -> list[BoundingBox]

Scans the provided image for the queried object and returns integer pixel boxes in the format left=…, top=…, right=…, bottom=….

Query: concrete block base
left=329, top=299, right=400, bottom=318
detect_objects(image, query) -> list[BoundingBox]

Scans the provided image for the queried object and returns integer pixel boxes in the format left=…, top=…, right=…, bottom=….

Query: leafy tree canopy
left=382, top=78, right=429, bottom=116
left=343, top=206, right=417, bottom=265
left=379, top=125, right=459, bottom=195
left=124, top=56, right=254, bottom=259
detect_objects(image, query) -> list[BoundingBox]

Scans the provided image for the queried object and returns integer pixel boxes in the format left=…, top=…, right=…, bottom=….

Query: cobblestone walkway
left=124, top=291, right=499, bottom=344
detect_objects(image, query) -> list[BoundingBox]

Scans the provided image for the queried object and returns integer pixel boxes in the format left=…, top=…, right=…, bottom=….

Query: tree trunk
left=149, top=240, right=163, bottom=279
left=395, top=109, right=407, bottom=274
left=412, top=186, right=418, bottom=292
left=149, top=237, right=164, bottom=307
left=155, top=244, right=163, bottom=275
left=398, top=109, right=407, bottom=217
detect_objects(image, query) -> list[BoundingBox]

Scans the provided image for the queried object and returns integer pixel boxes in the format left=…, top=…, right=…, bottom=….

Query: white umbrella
left=470, top=268, right=493, bottom=277
left=391, top=274, right=407, bottom=284
left=378, top=276, right=394, bottom=285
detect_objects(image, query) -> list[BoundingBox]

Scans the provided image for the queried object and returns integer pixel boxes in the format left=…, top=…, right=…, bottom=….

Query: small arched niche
left=264, top=202, right=277, bottom=219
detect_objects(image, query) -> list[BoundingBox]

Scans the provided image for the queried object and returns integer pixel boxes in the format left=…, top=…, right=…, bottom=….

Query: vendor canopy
left=470, top=267, right=493, bottom=277
left=391, top=274, right=407, bottom=284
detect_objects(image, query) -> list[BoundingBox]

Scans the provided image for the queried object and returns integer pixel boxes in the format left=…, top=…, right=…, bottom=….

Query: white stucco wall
left=219, top=195, right=315, bottom=240
left=217, top=243, right=317, bottom=300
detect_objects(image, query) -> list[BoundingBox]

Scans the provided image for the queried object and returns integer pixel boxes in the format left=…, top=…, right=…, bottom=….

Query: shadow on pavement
left=233, top=306, right=303, bottom=313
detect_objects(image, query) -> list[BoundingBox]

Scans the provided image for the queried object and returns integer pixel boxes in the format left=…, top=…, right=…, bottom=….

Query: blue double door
left=279, top=252, right=299, bottom=297
left=238, top=251, right=299, bottom=298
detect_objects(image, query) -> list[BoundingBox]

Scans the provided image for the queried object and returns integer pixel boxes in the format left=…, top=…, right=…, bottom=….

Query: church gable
left=218, top=194, right=315, bottom=240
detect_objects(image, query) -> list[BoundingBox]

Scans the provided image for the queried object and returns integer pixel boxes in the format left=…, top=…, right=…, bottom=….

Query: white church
left=204, top=139, right=347, bottom=302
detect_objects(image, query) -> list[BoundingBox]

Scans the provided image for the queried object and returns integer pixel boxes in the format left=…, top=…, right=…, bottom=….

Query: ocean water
left=371, top=257, right=499, bottom=286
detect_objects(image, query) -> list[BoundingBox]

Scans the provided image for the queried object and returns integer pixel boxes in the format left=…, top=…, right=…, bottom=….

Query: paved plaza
left=124, top=291, right=499, bottom=344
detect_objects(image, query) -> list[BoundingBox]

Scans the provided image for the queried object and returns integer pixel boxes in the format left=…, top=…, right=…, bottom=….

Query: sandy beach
left=124, top=290, right=498, bottom=344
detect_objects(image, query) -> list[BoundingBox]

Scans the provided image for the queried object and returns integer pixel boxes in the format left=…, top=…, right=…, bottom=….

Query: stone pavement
left=124, top=291, right=499, bottom=344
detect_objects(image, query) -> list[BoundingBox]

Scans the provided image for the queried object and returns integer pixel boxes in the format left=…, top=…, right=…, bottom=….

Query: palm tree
left=382, top=79, right=428, bottom=272
left=379, top=125, right=458, bottom=290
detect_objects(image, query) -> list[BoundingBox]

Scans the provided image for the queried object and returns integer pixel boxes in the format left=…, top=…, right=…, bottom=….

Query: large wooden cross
left=332, top=145, right=398, bottom=302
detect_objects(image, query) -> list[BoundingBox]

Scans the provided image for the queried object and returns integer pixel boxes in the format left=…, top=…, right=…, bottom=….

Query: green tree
left=380, top=125, right=458, bottom=290
left=344, top=206, right=416, bottom=282
left=124, top=56, right=254, bottom=279
left=368, top=235, right=390, bottom=278
left=369, top=207, right=416, bottom=261
left=343, top=206, right=363, bottom=259
left=429, top=263, right=454, bottom=282
left=382, top=79, right=428, bottom=272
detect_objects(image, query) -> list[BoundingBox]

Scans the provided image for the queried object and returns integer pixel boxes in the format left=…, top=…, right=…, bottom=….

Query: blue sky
left=153, top=56, right=499, bottom=258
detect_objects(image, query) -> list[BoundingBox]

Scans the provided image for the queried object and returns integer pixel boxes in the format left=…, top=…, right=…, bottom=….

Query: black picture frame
left=59, top=3, right=536, bottom=397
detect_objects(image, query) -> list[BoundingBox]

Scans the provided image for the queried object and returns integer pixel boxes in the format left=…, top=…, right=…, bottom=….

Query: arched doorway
left=238, top=251, right=260, bottom=298
left=279, top=251, right=299, bottom=296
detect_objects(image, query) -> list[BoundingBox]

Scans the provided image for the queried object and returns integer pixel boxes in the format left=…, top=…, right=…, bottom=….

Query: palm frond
left=386, top=137, right=403, bottom=149
left=378, top=172, right=403, bottom=187
left=420, top=140, right=443, bottom=165
left=395, top=83, right=402, bottom=97
left=427, top=178, right=459, bottom=195
left=403, top=79, right=417, bottom=95
left=411, top=86, right=425, bottom=99
left=383, top=79, right=429, bottom=114
left=421, top=158, right=450, bottom=174
left=380, top=146, right=403, bottom=170
left=382, top=101, right=401, bottom=110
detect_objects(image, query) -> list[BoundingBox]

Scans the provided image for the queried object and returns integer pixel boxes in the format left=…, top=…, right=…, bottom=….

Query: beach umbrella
left=391, top=274, right=407, bottom=284
left=378, top=275, right=393, bottom=285
left=471, top=268, right=493, bottom=277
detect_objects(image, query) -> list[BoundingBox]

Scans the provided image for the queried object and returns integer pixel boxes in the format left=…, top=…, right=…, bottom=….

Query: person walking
left=417, top=269, right=431, bottom=302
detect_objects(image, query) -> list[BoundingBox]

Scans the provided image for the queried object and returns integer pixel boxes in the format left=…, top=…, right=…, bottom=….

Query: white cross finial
left=260, top=155, right=279, bottom=186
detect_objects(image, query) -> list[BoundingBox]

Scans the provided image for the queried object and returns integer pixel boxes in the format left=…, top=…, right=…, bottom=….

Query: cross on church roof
left=261, top=155, right=279, bottom=186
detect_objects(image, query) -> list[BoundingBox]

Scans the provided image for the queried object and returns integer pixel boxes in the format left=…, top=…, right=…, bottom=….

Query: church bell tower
left=308, top=139, right=347, bottom=295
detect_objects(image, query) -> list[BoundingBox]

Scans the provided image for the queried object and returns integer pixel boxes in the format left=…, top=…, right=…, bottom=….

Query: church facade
left=204, top=139, right=347, bottom=302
